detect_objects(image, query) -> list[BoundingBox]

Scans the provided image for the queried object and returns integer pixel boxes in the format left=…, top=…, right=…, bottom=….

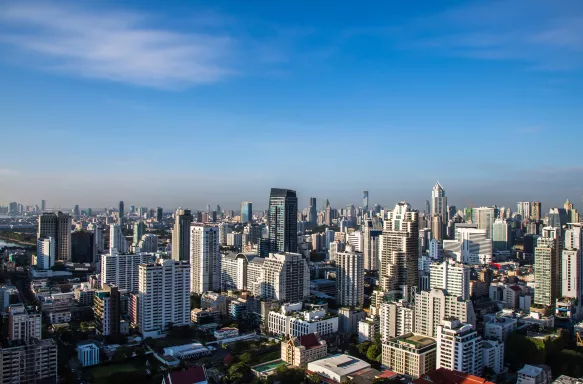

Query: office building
left=431, top=182, right=447, bottom=221
left=190, top=224, right=220, bottom=294
left=94, top=284, right=121, bottom=340
left=41, top=199, right=46, bottom=212
left=38, top=211, right=72, bottom=261
left=268, top=188, right=298, bottom=253
left=268, top=303, right=338, bottom=337
left=482, top=339, right=504, bottom=375
left=138, top=259, right=190, bottom=336
left=336, top=245, right=364, bottom=308
left=71, top=230, right=96, bottom=263
left=414, top=288, right=476, bottom=338
left=346, top=231, right=364, bottom=252
left=7, top=304, right=42, bottom=341
left=429, top=260, right=470, bottom=300
left=492, top=219, right=511, bottom=252
left=431, top=215, right=443, bottom=241
left=133, top=221, right=146, bottom=246
left=362, top=220, right=382, bottom=270
left=118, top=201, right=124, bottom=226
left=241, top=201, right=253, bottom=223
left=308, top=197, right=317, bottom=225
left=379, top=301, right=415, bottom=341
left=155, top=207, right=163, bottom=222
left=227, top=232, right=242, bottom=249
left=172, top=209, right=193, bottom=261
left=78, top=343, right=100, bottom=367
left=443, top=227, right=492, bottom=265
left=0, top=338, right=58, bottom=383
left=358, top=317, right=377, bottom=343
left=436, top=319, right=483, bottom=376
left=281, top=333, right=327, bottom=368
left=138, top=233, right=158, bottom=253
left=534, top=227, right=561, bottom=308
left=260, top=252, right=309, bottom=302
left=109, top=223, right=128, bottom=253
left=472, top=207, right=496, bottom=239
left=382, top=333, right=437, bottom=379
left=101, top=250, right=155, bottom=291
left=380, top=202, right=419, bottom=291
left=36, top=236, right=55, bottom=270
left=549, top=207, right=569, bottom=229
left=363, top=191, right=369, bottom=215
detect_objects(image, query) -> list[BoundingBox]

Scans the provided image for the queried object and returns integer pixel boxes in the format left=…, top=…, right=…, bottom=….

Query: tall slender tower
left=241, top=202, right=253, bottom=223
left=534, top=227, right=561, bottom=309
left=268, top=188, right=298, bottom=253
left=362, top=191, right=369, bottom=215
left=38, top=212, right=71, bottom=261
left=118, top=201, right=124, bottom=227
left=431, top=182, right=447, bottom=221
left=309, top=197, right=317, bottom=226
left=190, top=224, right=220, bottom=294
left=336, top=245, right=364, bottom=308
left=379, top=202, right=419, bottom=292
left=172, top=209, right=193, bottom=261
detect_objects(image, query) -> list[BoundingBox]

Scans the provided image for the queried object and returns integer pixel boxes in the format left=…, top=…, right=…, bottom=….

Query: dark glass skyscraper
left=362, top=191, right=369, bottom=213
left=241, top=201, right=253, bottom=223
left=309, top=197, right=317, bottom=225
left=118, top=201, right=124, bottom=226
left=268, top=188, right=298, bottom=253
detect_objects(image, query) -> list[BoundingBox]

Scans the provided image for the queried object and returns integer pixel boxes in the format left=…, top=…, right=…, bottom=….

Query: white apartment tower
left=562, top=224, right=583, bottom=306
left=336, top=245, right=365, bottom=308
left=443, top=227, right=492, bottom=265
left=380, top=202, right=419, bottom=292
left=414, top=288, right=476, bottom=338
left=101, top=250, right=155, bottom=291
left=379, top=301, right=415, bottom=341
left=260, top=252, right=309, bottom=302
left=534, top=227, right=561, bottom=308
left=436, top=319, right=483, bottom=376
left=7, top=304, right=42, bottom=341
left=36, top=236, right=55, bottom=270
left=429, top=260, right=470, bottom=300
left=138, top=259, right=190, bottom=336
left=190, top=224, right=220, bottom=294
left=109, top=223, right=128, bottom=253
left=431, top=182, right=447, bottom=221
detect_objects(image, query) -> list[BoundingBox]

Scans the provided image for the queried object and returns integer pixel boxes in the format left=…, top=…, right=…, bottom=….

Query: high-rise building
left=0, top=339, right=58, bottom=383
left=172, top=209, right=193, bottom=261
left=436, top=319, right=483, bottom=376
left=156, top=207, right=163, bottom=222
left=101, top=250, right=156, bottom=292
left=534, top=227, right=561, bottom=308
left=363, top=191, right=369, bottom=215
left=336, top=245, right=364, bottom=308
left=190, top=224, right=220, bottom=294
left=381, top=333, right=437, bottom=379
left=240, top=201, right=252, bottom=223
left=517, top=202, right=532, bottom=220
left=429, top=260, right=470, bottom=300
left=73, top=204, right=80, bottom=220
left=443, top=227, right=492, bottom=265
left=71, top=230, right=96, bottom=263
left=138, top=259, right=190, bottom=336
left=133, top=221, right=146, bottom=246
left=325, top=202, right=332, bottom=226
left=268, top=188, right=298, bottom=253
left=94, top=284, right=121, bottom=341
left=138, top=234, right=158, bottom=253
left=309, top=197, right=317, bottom=226
left=472, top=207, right=496, bottom=239
left=260, top=252, right=309, bottom=302
left=363, top=219, right=382, bottom=271
left=531, top=202, right=542, bottom=221
left=38, top=211, right=72, bottom=261
left=118, top=201, right=124, bottom=226
left=379, top=301, right=415, bottom=341
left=379, top=202, right=419, bottom=291
left=414, top=288, right=476, bottom=338
left=36, top=236, right=55, bottom=270
left=7, top=304, right=42, bottom=341
left=109, top=224, right=128, bottom=253
left=431, top=182, right=447, bottom=221
left=41, top=199, right=46, bottom=212
left=431, top=215, right=443, bottom=241
left=492, top=219, right=511, bottom=252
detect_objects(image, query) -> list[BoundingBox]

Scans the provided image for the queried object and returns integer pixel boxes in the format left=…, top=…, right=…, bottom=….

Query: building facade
left=336, top=245, right=364, bottom=308
left=436, top=319, right=483, bottom=377
left=172, top=209, right=193, bottom=261
left=260, top=252, right=309, bottom=303
left=190, top=224, right=220, bottom=294
left=268, top=188, right=298, bottom=253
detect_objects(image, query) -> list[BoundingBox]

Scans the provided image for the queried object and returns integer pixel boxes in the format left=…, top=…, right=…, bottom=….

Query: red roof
left=166, top=366, right=207, bottom=384
left=377, top=370, right=399, bottom=379
left=298, top=333, right=321, bottom=349
left=413, top=368, right=494, bottom=384
left=223, top=354, right=234, bottom=366
left=509, top=285, right=522, bottom=292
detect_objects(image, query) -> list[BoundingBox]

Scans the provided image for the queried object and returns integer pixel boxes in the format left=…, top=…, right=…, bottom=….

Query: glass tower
left=268, top=188, right=298, bottom=253
left=241, top=202, right=253, bottom=223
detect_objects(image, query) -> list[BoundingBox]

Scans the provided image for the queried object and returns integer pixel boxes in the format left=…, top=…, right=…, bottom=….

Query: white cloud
left=0, top=2, right=235, bottom=88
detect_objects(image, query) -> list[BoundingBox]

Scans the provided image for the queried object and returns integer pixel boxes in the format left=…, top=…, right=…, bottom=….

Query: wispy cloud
left=406, top=0, right=583, bottom=70
left=0, top=169, right=19, bottom=176
left=0, top=2, right=235, bottom=88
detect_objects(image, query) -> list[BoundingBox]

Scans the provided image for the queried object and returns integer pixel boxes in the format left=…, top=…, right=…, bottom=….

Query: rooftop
left=164, top=366, right=207, bottom=384
left=414, top=368, right=494, bottom=384
left=399, top=334, right=435, bottom=348
left=308, top=354, right=370, bottom=377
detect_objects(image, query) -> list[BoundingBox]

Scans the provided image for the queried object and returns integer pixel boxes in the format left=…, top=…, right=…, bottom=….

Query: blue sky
left=0, top=0, right=582, bottom=211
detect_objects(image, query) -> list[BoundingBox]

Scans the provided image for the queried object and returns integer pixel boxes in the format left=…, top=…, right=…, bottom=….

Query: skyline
left=1, top=0, right=582, bottom=210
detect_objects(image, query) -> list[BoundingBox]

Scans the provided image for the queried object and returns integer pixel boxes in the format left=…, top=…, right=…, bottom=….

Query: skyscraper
left=133, top=221, right=146, bottom=246
left=531, top=202, right=542, bottom=221
left=309, top=197, right=317, bottom=226
left=362, top=191, right=369, bottom=215
left=363, top=219, right=382, bottom=271
left=190, top=224, right=220, bottom=294
left=436, top=319, right=483, bottom=376
left=241, top=201, right=253, bottom=223
left=172, top=209, right=193, bottom=261
left=336, top=245, right=364, bottom=308
left=118, top=201, right=124, bottom=226
left=38, top=211, right=71, bottom=261
left=517, top=202, right=531, bottom=220
left=429, top=260, right=470, bottom=300
left=260, top=252, right=309, bottom=302
left=534, top=227, right=561, bottom=308
left=156, top=207, right=163, bottom=222
left=94, top=284, right=120, bottom=341
left=492, top=219, right=511, bottom=252
left=73, top=204, right=80, bottom=220
left=431, top=182, right=447, bottom=221
left=41, top=199, right=46, bottom=212
left=109, top=224, right=128, bottom=253
left=379, top=202, right=419, bottom=292
left=268, top=188, right=298, bottom=253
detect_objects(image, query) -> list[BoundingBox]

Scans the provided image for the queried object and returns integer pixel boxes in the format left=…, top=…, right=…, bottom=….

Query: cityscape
left=1, top=1, right=583, bottom=384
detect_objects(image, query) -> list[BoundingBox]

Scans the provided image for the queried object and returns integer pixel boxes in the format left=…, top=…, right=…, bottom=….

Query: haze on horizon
left=0, top=0, right=581, bottom=212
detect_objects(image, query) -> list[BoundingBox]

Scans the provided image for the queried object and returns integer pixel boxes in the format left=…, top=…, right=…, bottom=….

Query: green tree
left=240, top=352, right=253, bottom=365
left=357, top=341, right=372, bottom=357
left=308, top=373, right=321, bottom=383
left=367, top=344, right=381, bottom=362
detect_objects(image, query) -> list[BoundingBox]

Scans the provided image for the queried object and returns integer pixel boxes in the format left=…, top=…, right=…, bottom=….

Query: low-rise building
left=214, top=327, right=239, bottom=340
left=191, top=308, right=220, bottom=324
left=482, top=339, right=504, bottom=374
left=281, top=333, right=327, bottom=368
left=517, top=364, right=552, bottom=384
left=268, top=303, right=338, bottom=337
left=307, top=354, right=370, bottom=383
left=358, top=317, right=377, bottom=343
left=78, top=343, right=100, bottom=367
left=381, top=333, right=437, bottom=379
left=48, top=310, right=72, bottom=325
left=483, top=313, right=518, bottom=341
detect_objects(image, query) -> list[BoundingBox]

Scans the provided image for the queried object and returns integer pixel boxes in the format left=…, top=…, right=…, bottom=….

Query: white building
left=227, top=232, right=243, bottom=248
left=78, top=343, right=100, bottom=367
left=483, top=313, right=518, bottom=341
left=431, top=182, right=447, bottom=221
left=7, top=304, right=42, bottom=341
left=429, top=260, right=470, bottom=300
left=138, top=259, right=191, bottom=337
left=346, top=231, right=363, bottom=252
left=414, top=288, right=476, bottom=338
left=138, top=233, right=158, bottom=253
left=336, top=245, right=364, bottom=308
left=268, top=303, right=338, bottom=337
left=260, top=253, right=309, bottom=303
left=329, top=241, right=345, bottom=262
left=36, top=236, right=55, bottom=270
left=358, top=318, right=377, bottom=343
left=307, top=354, right=370, bottom=383
left=220, top=252, right=260, bottom=291
left=379, top=301, right=415, bottom=341
left=109, top=223, right=129, bottom=253
left=247, top=256, right=265, bottom=296
left=190, top=224, right=220, bottom=294
left=100, top=250, right=155, bottom=291
left=443, top=227, right=492, bottom=264
left=436, top=319, right=483, bottom=376
left=482, top=339, right=504, bottom=374
left=517, top=364, right=552, bottom=384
